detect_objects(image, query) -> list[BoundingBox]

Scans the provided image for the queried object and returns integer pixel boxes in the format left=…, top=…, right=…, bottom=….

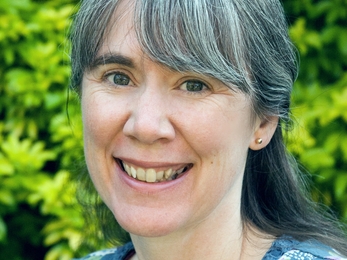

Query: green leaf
left=0, top=217, right=7, bottom=242
left=334, top=173, right=347, bottom=199
left=0, top=154, right=15, bottom=176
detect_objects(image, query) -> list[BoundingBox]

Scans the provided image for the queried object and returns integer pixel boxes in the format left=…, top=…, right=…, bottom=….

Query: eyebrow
left=88, top=53, right=135, bottom=70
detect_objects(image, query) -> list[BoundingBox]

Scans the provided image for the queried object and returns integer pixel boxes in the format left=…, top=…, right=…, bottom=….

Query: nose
left=123, top=87, right=176, bottom=144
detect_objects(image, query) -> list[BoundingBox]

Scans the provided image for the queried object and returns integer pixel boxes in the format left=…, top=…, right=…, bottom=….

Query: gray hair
left=70, top=0, right=298, bottom=124
left=70, top=0, right=347, bottom=254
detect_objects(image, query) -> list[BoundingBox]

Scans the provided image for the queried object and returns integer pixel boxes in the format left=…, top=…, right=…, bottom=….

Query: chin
left=112, top=204, right=188, bottom=238
left=127, top=225, right=177, bottom=238
left=118, top=216, right=183, bottom=238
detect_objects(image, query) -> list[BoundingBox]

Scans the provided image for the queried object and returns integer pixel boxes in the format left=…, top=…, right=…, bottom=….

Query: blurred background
left=0, top=0, right=346, bottom=259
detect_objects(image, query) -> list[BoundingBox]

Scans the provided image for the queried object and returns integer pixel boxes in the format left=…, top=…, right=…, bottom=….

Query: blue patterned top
left=263, top=236, right=346, bottom=259
left=76, top=236, right=347, bottom=259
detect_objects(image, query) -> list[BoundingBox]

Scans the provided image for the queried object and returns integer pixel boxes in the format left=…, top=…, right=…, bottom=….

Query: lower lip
left=116, top=161, right=189, bottom=194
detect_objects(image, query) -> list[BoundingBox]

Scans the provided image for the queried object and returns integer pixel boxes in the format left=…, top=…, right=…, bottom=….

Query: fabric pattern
left=263, top=236, right=346, bottom=260
left=75, top=236, right=347, bottom=260
left=75, top=242, right=134, bottom=260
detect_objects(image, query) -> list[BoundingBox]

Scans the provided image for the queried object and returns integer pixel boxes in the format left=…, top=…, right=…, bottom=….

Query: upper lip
left=115, top=157, right=191, bottom=171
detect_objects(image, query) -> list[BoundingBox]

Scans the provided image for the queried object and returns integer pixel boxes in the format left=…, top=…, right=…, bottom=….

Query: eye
left=180, top=80, right=209, bottom=92
left=106, top=72, right=131, bottom=86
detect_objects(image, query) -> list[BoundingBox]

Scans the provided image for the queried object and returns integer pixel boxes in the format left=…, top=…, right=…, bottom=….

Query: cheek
left=82, top=91, right=101, bottom=139
left=170, top=93, right=254, bottom=157
left=81, top=92, right=125, bottom=148
left=178, top=108, right=253, bottom=159
left=81, top=93, right=120, bottom=200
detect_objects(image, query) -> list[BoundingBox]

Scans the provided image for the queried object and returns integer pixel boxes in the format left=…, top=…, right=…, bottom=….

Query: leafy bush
left=0, top=0, right=346, bottom=259
left=0, top=0, right=84, bottom=259
left=284, top=0, right=347, bottom=219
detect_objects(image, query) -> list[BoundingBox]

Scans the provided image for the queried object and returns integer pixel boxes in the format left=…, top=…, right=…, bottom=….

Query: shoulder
left=73, top=242, right=134, bottom=260
left=263, top=236, right=347, bottom=260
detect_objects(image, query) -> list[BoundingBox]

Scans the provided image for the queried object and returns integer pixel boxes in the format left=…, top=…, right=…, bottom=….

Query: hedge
left=0, top=0, right=346, bottom=259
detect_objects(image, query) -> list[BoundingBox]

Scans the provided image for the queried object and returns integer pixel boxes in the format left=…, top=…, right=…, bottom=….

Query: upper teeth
left=122, top=161, right=186, bottom=183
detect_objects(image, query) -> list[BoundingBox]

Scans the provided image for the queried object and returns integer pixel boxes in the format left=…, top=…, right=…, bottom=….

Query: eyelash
left=102, top=71, right=211, bottom=95
left=103, top=71, right=132, bottom=87
left=179, top=80, right=211, bottom=96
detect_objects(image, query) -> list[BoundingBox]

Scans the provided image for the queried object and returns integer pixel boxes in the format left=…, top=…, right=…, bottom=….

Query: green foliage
left=0, top=0, right=85, bottom=259
left=283, top=0, right=347, bottom=218
left=0, top=0, right=346, bottom=259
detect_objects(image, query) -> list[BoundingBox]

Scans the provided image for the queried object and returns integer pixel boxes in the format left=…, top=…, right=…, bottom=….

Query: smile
left=118, top=160, right=192, bottom=183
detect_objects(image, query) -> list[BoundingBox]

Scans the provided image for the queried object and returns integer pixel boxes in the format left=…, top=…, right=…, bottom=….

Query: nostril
left=123, top=112, right=176, bottom=144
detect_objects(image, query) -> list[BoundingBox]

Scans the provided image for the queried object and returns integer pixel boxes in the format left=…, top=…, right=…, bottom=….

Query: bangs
left=133, top=0, right=253, bottom=92
left=72, top=0, right=296, bottom=121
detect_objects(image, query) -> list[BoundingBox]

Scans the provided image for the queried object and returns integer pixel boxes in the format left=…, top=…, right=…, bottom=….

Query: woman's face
left=81, top=1, right=270, bottom=237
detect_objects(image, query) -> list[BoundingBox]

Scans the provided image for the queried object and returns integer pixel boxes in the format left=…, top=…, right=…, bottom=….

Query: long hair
left=70, top=0, right=347, bottom=255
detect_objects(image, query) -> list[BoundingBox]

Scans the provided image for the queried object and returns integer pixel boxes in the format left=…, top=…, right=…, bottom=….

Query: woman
left=70, top=0, right=347, bottom=259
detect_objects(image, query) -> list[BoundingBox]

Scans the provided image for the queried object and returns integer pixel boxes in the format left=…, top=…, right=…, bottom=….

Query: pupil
left=186, top=81, right=203, bottom=91
left=113, top=74, right=129, bottom=85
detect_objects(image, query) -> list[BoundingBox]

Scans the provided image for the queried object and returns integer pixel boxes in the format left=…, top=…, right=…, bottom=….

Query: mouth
left=116, top=159, right=192, bottom=183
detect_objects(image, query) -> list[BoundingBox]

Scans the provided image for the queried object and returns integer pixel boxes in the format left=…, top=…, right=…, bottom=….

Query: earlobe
left=249, top=116, right=278, bottom=151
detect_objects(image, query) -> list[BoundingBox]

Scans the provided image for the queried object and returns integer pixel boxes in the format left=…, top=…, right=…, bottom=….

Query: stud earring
left=256, top=138, right=263, bottom=144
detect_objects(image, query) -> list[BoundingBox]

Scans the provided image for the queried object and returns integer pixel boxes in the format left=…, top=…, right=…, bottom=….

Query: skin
left=81, top=1, right=278, bottom=259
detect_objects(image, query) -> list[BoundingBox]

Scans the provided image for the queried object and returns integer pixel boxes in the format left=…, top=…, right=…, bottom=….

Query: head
left=71, top=0, right=298, bottom=239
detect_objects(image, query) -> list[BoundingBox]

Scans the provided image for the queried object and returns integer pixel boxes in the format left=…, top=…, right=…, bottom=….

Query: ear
left=249, top=116, right=278, bottom=151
